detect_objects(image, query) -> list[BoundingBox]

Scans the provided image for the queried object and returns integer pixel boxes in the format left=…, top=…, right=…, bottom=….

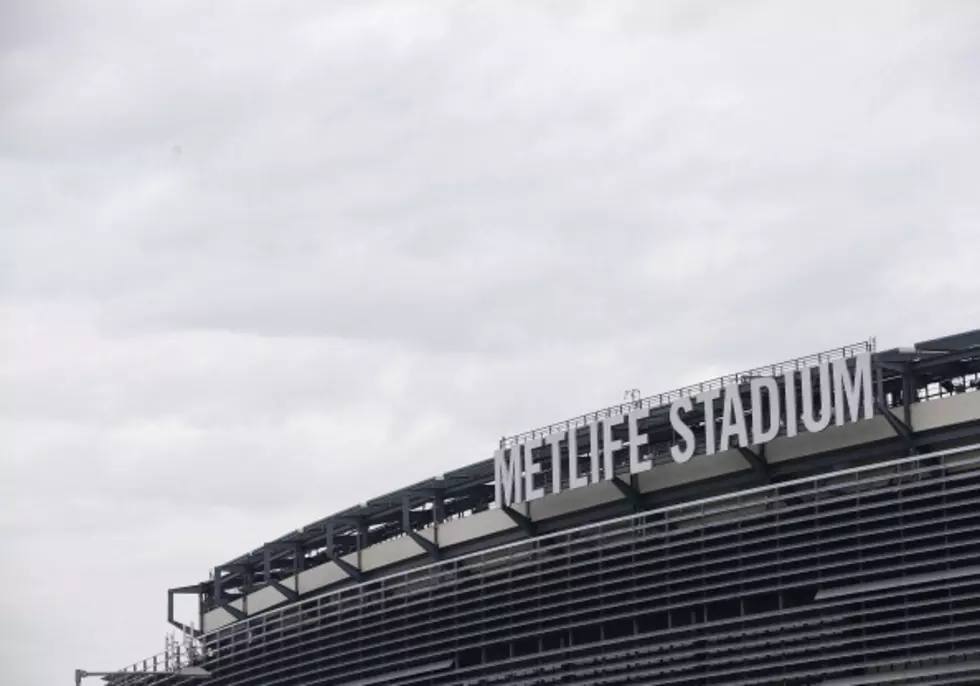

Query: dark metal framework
left=125, top=441, right=980, bottom=686
left=92, top=328, right=980, bottom=686
left=174, top=330, right=980, bottom=630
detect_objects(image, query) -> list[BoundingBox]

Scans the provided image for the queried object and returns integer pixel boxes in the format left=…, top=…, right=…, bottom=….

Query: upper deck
left=167, top=329, right=980, bottom=636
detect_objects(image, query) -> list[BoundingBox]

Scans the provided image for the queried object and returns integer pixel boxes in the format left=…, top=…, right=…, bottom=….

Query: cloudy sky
left=2, top=0, right=979, bottom=683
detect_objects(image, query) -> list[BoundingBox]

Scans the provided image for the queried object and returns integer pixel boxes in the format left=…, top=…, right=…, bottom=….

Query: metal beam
left=468, top=484, right=497, bottom=498
left=214, top=562, right=252, bottom=600
left=611, top=475, right=645, bottom=512
left=331, top=515, right=366, bottom=526
left=330, top=553, right=364, bottom=582
left=875, top=358, right=912, bottom=373
left=218, top=601, right=246, bottom=621
left=218, top=563, right=251, bottom=571
left=213, top=567, right=223, bottom=605
left=357, top=517, right=368, bottom=556
left=433, top=488, right=446, bottom=524
left=407, top=530, right=440, bottom=560
left=169, top=584, right=202, bottom=595
left=269, top=580, right=298, bottom=602
left=242, top=567, right=254, bottom=594
left=257, top=558, right=299, bottom=572
left=502, top=505, right=536, bottom=537
left=259, top=541, right=305, bottom=586
left=738, top=445, right=770, bottom=484
left=878, top=347, right=980, bottom=374
left=913, top=348, right=980, bottom=371
left=293, top=542, right=303, bottom=576
left=167, top=585, right=202, bottom=636
left=901, top=362, right=915, bottom=430
left=875, top=397, right=916, bottom=454
left=405, top=485, right=450, bottom=497
left=325, top=521, right=363, bottom=581
left=402, top=495, right=440, bottom=560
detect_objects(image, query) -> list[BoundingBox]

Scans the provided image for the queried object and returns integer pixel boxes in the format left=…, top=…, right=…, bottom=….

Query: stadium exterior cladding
left=117, top=330, right=980, bottom=685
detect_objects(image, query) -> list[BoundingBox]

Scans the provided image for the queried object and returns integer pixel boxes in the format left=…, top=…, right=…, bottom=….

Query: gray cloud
left=2, top=1, right=980, bottom=684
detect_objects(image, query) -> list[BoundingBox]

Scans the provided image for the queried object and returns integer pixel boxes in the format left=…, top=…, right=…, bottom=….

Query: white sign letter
left=523, top=437, right=545, bottom=502
left=603, top=414, right=624, bottom=481
left=670, top=397, right=696, bottom=463
left=751, top=377, right=781, bottom=445
left=589, top=421, right=601, bottom=484
left=801, top=361, right=833, bottom=433
left=547, top=432, right=564, bottom=496
left=784, top=370, right=798, bottom=438
left=568, top=427, right=589, bottom=490
left=628, top=409, right=652, bottom=473
left=696, top=388, right=722, bottom=455
left=494, top=446, right=523, bottom=508
left=719, top=384, right=749, bottom=450
left=833, top=352, right=873, bottom=426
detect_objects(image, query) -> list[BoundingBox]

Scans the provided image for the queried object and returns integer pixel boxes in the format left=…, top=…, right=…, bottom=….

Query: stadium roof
left=177, top=328, right=980, bottom=631
left=224, top=328, right=980, bottom=569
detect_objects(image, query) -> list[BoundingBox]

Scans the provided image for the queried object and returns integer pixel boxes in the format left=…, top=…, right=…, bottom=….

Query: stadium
left=104, top=329, right=980, bottom=686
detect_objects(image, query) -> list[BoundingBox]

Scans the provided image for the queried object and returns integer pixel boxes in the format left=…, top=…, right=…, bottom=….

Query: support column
left=402, top=494, right=440, bottom=560
left=611, top=474, right=645, bottom=512
left=738, top=445, right=770, bottom=484
left=501, top=504, right=536, bottom=537
left=326, top=520, right=363, bottom=582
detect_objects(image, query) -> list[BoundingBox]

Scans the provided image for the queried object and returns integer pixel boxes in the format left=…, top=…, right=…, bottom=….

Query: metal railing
left=111, top=630, right=204, bottom=683
left=500, top=339, right=876, bottom=448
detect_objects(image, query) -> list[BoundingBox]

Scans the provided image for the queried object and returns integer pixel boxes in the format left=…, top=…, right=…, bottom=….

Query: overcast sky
left=2, top=1, right=979, bottom=683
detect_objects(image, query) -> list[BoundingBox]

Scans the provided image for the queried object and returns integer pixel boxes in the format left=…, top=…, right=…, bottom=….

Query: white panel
left=911, top=391, right=980, bottom=432
left=246, top=585, right=287, bottom=615
left=275, top=574, right=297, bottom=594
left=202, top=607, right=236, bottom=632
left=766, top=415, right=894, bottom=464
left=296, top=559, right=349, bottom=595
left=530, top=481, right=621, bottom=520
left=437, top=509, right=516, bottom=548
left=418, top=525, right=436, bottom=543
left=763, top=393, right=980, bottom=465
left=636, top=449, right=749, bottom=493
left=360, top=533, right=426, bottom=572
left=340, top=551, right=359, bottom=572
left=276, top=573, right=298, bottom=596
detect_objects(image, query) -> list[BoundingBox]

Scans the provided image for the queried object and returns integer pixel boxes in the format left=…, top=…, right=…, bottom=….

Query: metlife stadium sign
left=494, top=352, right=874, bottom=508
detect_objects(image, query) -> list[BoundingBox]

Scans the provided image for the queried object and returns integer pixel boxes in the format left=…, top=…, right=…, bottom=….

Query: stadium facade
left=111, top=329, right=980, bottom=686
